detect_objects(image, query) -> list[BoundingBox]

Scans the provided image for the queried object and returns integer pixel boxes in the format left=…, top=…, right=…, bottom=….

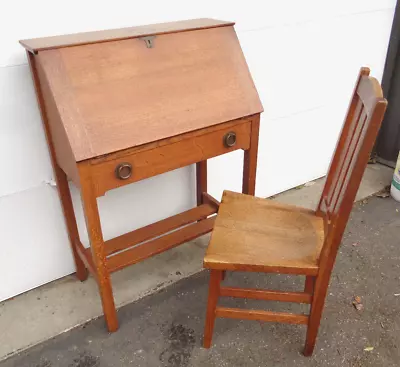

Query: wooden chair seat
left=204, top=190, right=324, bottom=275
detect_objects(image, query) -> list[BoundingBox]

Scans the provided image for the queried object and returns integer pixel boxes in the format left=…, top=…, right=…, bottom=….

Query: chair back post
left=317, top=68, right=387, bottom=274
left=316, top=67, right=370, bottom=217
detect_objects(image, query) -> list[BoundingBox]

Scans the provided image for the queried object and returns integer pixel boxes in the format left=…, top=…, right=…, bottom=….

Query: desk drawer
left=90, top=120, right=251, bottom=195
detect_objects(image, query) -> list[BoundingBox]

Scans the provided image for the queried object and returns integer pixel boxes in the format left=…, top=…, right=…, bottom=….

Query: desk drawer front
left=91, top=121, right=251, bottom=195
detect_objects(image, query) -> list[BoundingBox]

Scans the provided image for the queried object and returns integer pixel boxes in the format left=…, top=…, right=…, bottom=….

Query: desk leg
left=56, top=165, right=89, bottom=281
left=242, top=116, right=260, bottom=195
left=80, top=174, right=118, bottom=332
left=196, top=160, right=207, bottom=205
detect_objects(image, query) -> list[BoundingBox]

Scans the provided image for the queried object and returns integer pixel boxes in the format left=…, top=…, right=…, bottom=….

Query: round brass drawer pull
left=224, top=132, right=237, bottom=147
left=115, top=163, right=132, bottom=180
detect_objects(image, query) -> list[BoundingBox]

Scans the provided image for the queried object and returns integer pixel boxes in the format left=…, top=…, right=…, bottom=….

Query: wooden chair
left=202, top=67, right=387, bottom=356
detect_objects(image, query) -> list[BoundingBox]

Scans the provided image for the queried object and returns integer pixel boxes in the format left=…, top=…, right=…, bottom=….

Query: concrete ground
left=1, top=195, right=399, bottom=367
left=0, top=163, right=394, bottom=362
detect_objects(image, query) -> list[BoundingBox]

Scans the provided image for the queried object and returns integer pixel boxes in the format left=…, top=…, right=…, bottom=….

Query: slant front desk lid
left=21, top=19, right=263, bottom=161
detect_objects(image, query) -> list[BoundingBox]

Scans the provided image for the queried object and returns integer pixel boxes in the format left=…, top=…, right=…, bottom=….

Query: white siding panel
left=0, top=65, right=52, bottom=197
left=257, top=105, right=344, bottom=197
left=237, top=22, right=330, bottom=122
left=208, top=150, right=245, bottom=201
left=0, top=184, right=75, bottom=301
left=235, top=8, right=395, bottom=197
left=0, top=0, right=396, bottom=67
left=0, top=1, right=395, bottom=299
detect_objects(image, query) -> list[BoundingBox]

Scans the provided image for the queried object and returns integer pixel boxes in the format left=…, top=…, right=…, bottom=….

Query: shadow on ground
left=2, top=196, right=400, bottom=367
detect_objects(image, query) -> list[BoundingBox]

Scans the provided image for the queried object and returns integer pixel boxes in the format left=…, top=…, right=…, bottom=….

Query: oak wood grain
left=196, top=161, right=207, bottom=206
left=37, top=26, right=262, bottom=161
left=33, top=53, right=80, bottom=186
left=307, top=71, right=387, bottom=356
left=22, top=20, right=263, bottom=334
left=203, top=68, right=387, bottom=356
left=79, top=163, right=118, bottom=331
left=26, top=51, right=87, bottom=280
left=202, top=192, right=221, bottom=211
left=20, top=19, right=234, bottom=52
left=90, top=116, right=256, bottom=165
left=216, top=307, right=309, bottom=325
left=75, top=240, right=97, bottom=280
left=204, top=190, right=325, bottom=275
left=107, top=217, right=215, bottom=273
left=90, top=120, right=251, bottom=196
left=220, top=287, right=312, bottom=304
left=203, top=270, right=223, bottom=348
left=304, top=276, right=316, bottom=294
left=103, top=203, right=217, bottom=256
left=242, top=115, right=260, bottom=195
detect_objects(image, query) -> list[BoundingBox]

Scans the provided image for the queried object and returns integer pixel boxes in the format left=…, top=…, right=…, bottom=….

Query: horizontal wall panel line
left=1, top=7, right=394, bottom=68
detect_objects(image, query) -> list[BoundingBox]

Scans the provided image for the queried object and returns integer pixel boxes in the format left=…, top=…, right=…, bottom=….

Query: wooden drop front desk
left=20, top=18, right=263, bottom=331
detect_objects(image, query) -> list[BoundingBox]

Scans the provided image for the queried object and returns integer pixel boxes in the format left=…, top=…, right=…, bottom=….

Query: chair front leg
left=203, top=269, right=223, bottom=348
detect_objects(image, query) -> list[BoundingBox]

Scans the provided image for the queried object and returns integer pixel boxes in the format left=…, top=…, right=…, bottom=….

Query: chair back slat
left=326, top=98, right=364, bottom=209
left=329, top=107, right=368, bottom=213
left=317, top=68, right=368, bottom=216
left=317, top=67, right=387, bottom=264
left=331, top=109, right=368, bottom=213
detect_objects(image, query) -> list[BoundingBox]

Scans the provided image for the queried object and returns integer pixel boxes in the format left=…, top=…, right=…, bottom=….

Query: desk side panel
left=33, top=54, right=80, bottom=185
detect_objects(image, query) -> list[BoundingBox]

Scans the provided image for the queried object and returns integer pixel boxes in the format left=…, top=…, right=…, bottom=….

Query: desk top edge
left=20, top=18, right=235, bottom=53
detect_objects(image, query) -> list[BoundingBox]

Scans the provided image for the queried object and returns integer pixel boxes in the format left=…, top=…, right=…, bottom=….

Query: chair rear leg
left=304, top=276, right=315, bottom=294
left=304, top=276, right=329, bottom=356
left=222, top=270, right=226, bottom=281
left=203, top=269, right=223, bottom=348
